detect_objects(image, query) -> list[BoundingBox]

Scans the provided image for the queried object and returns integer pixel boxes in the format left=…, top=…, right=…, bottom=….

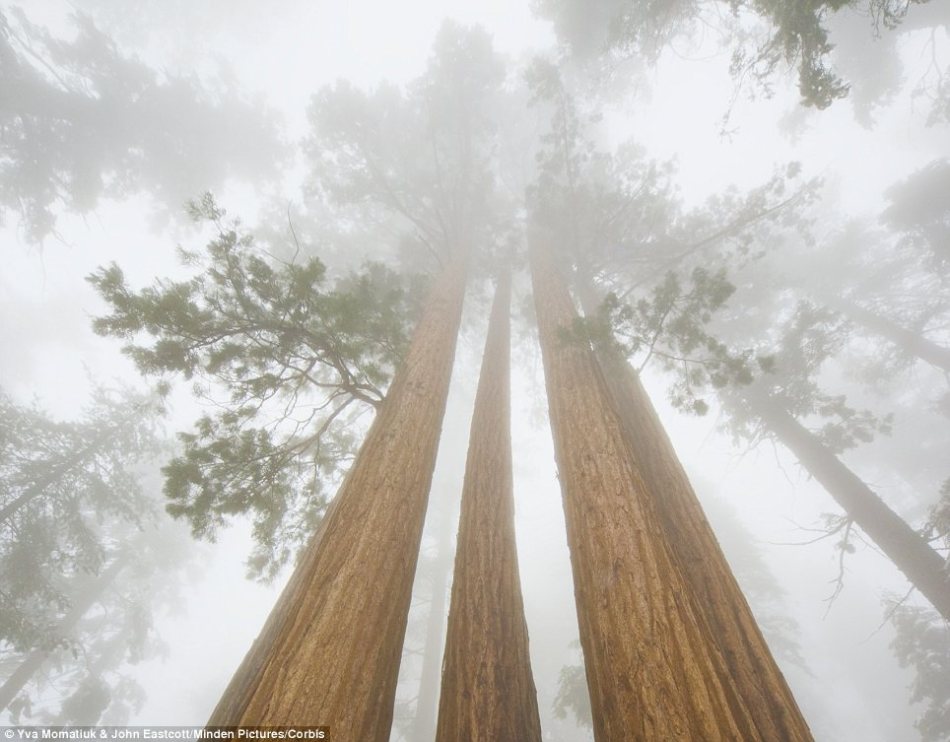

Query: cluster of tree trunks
left=12, top=247, right=944, bottom=738
left=207, top=248, right=813, bottom=740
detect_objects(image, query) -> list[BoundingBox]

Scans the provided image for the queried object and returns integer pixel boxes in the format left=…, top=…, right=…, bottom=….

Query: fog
left=1, top=1, right=948, bottom=740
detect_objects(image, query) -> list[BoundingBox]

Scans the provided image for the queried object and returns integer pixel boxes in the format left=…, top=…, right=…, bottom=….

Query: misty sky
left=2, top=1, right=949, bottom=740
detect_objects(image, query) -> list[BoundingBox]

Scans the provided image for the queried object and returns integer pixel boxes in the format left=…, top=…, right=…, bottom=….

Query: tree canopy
left=535, top=0, right=946, bottom=113
left=0, top=7, right=283, bottom=241
left=89, top=196, right=417, bottom=579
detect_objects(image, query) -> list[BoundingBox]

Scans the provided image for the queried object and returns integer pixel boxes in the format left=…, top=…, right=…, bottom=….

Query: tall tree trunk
left=0, top=556, right=127, bottom=713
left=208, top=257, right=468, bottom=740
left=751, top=393, right=950, bottom=621
left=435, top=272, right=542, bottom=742
left=831, top=298, right=950, bottom=374
left=531, top=243, right=761, bottom=741
left=574, top=280, right=814, bottom=741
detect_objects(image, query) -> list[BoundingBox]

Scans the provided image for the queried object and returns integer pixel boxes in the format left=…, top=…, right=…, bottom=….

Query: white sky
left=2, top=1, right=949, bottom=740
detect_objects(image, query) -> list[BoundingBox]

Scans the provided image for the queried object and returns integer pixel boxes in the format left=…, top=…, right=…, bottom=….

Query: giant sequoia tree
left=436, top=271, right=542, bottom=742
left=530, top=240, right=810, bottom=740
left=207, top=253, right=466, bottom=736
left=525, top=63, right=950, bottom=625
left=93, top=23, right=510, bottom=737
left=90, top=196, right=416, bottom=579
left=89, top=29, right=820, bottom=739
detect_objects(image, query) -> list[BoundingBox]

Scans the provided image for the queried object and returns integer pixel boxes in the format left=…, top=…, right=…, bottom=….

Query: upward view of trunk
left=832, top=297, right=950, bottom=374
left=208, top=257, right=468, bottom=740
left=0, top=555, right=127, bottom=712
left=574, top=281, right=813, bottom=741
left=435, top=272, right=542, bottom=742
left=531, top=242, right=762, bottom=741
left=751, top=394, right=950, bottom=622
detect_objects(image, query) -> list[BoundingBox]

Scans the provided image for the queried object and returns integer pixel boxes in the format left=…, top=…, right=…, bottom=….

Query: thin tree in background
left=827, top=297, right=950, bottom=375
left=0, top=387, right=188, bottom=725
left=592, top=273, right=950, bottom=623
left=208, top=255, right=467, bottom=739
left=744, top=388, right=950, bottom=621
left=436, top=271, right=542, bottom=742
left=0, top=557, right=127, bottom=714
left=531, top=240, right=770, bottom=740
left=0, top=390, right=153, bottom=651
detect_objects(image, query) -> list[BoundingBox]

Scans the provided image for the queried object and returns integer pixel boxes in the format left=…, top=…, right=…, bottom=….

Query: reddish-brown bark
left=577, top=276, right=813, bottom=741
left=208, top=257, right=467, bottom=741
left=436, top=271, right=542, bottom=742
left=531, top=242, right=761, bottom=740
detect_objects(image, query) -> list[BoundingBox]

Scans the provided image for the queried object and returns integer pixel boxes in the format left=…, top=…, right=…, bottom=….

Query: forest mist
left=1, top=0, right=948, bottom=740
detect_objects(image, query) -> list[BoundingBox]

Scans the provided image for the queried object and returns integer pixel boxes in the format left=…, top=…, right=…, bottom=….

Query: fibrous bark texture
left=754, top=395, right=950, bottom=622
left=530, top=243, right=760, bottom=741
left=208, top=257, right=467, bottom=741
left=575, top=280, right=812, bottom=741
left=436, top=272, right=542, bottom=742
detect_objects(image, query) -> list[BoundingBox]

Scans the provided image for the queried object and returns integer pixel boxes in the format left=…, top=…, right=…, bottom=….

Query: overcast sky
left=2, top=1, right=949, bottom=740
